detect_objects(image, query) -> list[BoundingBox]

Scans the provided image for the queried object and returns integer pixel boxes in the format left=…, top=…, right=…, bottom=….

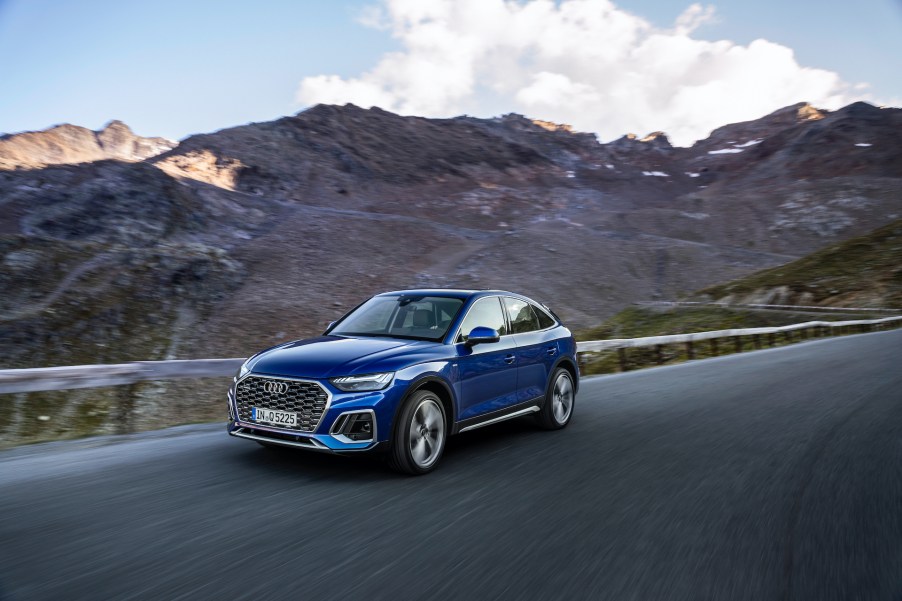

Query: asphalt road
left=1, top=330, right=900, bottom=600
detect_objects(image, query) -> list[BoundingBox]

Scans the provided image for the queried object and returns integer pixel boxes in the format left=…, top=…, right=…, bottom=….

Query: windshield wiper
left=333, top=332, right=383, bottom=338
left=335, top=332, right=440, bottom=342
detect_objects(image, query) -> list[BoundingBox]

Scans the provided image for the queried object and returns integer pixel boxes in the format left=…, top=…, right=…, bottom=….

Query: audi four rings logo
left=263, top=381, right=289, bottom=394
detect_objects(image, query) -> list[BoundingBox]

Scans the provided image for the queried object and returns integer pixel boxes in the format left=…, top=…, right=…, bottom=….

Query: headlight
left=237, top=361, right=251, bottom=379
left=330, top=372, right=394, bottom=392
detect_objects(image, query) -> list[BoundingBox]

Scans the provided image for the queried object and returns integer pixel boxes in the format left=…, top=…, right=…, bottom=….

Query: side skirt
left=452, top=398, right=543, bottom=435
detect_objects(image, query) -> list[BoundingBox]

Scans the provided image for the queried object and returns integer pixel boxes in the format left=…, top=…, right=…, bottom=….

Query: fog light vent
left=330, top=410, right=376, bottom=443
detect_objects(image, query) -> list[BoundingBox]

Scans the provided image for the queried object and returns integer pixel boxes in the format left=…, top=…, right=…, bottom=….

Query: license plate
left=252, top=407, right=297, bottom=427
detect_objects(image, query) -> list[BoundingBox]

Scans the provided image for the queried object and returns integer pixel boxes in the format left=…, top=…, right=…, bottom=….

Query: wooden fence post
left=618, top=348, right=628, bottom=372
left=734, top=336, right=742, bottom=353
left=685, top=340, right=695, bottom=360
left=710, top=338, right=719, bottom=356
left=655, top=345, right=664, bottom=365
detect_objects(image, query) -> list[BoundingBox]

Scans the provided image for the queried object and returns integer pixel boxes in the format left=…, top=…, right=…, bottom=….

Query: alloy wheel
left=408, top=397, right=445, bottom=469
left=552, top=372, right=574, bottom=424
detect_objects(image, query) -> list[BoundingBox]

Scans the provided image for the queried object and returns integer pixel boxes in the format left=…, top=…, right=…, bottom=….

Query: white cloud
left=296, top=0, right=866, bottom=146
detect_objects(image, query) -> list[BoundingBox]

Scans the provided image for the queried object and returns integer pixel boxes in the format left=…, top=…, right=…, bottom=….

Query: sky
left=0, top=0, right=900, bottom=146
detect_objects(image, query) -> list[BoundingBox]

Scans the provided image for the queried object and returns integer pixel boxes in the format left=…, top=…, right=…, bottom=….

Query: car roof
left=377, top=289, right=530, bottom=301
left=379, top=288, right=521, bottom=298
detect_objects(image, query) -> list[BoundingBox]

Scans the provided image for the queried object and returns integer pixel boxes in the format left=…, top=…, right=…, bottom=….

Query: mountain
left=0, top=121, right=176, bottom=170
left=1, top=99, right=901, bottom=444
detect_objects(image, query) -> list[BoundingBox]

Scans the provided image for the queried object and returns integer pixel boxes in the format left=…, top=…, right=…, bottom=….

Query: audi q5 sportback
left=227, top=289, right=578, bottom=474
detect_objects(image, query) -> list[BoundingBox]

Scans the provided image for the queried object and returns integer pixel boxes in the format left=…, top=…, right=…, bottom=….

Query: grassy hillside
left=695, top=218, right=902, bottom=308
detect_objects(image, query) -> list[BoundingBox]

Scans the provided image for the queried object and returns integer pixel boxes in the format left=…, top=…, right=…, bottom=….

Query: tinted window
left=457, top=297, right=507, bottom=342
left=331, top=295, right=464, bottom=342
left=504, top=297, right=540, bottom=334
left=534, top=304, right=556, bottom=329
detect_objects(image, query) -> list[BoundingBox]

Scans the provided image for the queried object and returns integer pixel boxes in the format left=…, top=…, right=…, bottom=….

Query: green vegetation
left=576, top=306, right=849, bottom=342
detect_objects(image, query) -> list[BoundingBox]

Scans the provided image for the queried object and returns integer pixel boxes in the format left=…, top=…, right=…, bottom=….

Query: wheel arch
left=552, top=356, right=579, bottom=395
left=401, top=375, right=456, bottom=435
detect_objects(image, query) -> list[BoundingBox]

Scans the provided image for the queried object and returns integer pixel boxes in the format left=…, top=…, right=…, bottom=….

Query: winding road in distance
left=1, top=330, right=900, bottom=600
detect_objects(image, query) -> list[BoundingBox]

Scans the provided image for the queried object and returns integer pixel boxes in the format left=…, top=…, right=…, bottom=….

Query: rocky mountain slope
left=1, top=100, right=901, bottom=444
left=0, top=121, right=176, bottom=170
left=2, top=101, right=900, bottom=367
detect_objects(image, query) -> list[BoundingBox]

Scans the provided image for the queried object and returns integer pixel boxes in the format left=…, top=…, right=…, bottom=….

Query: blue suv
left=227, top=289, right=579, bottom=474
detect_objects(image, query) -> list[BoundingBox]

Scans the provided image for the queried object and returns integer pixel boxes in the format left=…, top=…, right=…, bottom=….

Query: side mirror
left=465, top=326, right=500, bottom=346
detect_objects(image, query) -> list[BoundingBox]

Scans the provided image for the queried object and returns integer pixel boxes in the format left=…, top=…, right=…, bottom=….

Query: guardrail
left=634, top=301, right=902, bottom=313
left=0, top=359, right=244, bottom=395
left=1, top=316, right=900, bottom=394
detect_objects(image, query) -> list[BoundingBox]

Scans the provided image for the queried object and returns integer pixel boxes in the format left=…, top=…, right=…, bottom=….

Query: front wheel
left=536, top=368, right=575, bottom=430
left=388, top=390, right=447, bottom=475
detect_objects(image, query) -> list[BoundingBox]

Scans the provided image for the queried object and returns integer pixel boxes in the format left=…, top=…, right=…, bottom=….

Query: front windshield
left=330, top=295, right=465, bottom=342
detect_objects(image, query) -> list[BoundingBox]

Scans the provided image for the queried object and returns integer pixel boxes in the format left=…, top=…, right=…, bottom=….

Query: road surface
left=1, top=330, right=900, bottom=600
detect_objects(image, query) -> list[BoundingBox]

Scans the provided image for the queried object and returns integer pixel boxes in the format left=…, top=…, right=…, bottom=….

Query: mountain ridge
left=0, top=121, right=176, bottom=170
left=1, top=100, right=900, bottom=369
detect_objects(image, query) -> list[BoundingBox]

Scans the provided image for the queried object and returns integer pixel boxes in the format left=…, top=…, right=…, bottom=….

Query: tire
left=536, top=367, right=575, bottom=430
left=388, top=390, right=447, bottom=475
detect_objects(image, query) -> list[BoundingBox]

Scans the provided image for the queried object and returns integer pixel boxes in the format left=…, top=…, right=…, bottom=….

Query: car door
left=503, top=297, right=559, bottom=403
left=454, top=296, right=519, bottom=420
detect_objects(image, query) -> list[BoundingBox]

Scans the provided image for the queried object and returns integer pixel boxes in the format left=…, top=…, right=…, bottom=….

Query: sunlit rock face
left=0, top=121, right=176, bottom=170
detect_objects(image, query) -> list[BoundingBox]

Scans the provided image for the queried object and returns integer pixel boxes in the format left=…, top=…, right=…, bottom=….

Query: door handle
left=546, top=347, right=557, bottom=355
left=504, top=354, right=516, bottom=364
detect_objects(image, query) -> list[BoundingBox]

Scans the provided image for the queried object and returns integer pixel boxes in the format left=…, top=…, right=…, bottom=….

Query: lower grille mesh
left=235, top=376, right=329, bottom=432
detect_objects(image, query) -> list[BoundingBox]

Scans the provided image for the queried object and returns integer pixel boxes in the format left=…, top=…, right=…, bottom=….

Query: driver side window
left=456, top=297, right=507, bottom=343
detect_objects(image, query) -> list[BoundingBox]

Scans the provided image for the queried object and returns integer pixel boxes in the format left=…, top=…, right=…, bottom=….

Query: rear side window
left=503, top=297, right=540, bottom=334
left=457, top=297, right=507, bottom=342
left=534, top=304, right=556, bottom=329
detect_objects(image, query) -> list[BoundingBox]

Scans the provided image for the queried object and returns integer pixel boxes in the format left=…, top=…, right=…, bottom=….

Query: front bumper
left=228, top=422, right=335, bottom=451
left=227, top=419, right=387, bottom=453
left=227, top=375, right=402, bottom=453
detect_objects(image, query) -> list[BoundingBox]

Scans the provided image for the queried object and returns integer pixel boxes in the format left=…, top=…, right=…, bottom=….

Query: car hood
left=246, top=335, right=447, bottom=379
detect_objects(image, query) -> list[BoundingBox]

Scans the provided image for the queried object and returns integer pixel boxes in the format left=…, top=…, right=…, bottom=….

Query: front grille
left=235, top=376, right=330, bottom=432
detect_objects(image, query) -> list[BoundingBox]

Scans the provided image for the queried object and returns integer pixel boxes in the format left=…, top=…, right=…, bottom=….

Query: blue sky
left=0, top=0, right=899, bottom=144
